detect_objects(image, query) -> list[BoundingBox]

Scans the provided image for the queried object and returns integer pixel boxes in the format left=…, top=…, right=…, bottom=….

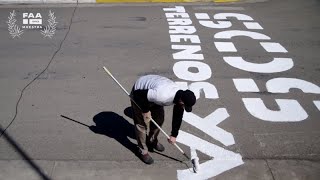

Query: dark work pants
left=131, top=100, right=164, bottom=155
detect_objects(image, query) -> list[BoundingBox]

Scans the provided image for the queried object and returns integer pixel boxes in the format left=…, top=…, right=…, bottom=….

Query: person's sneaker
left=139, top=153, right=154, bottom=164
left=155, top=142, right=165, bottom=152
left=149, top=141, right=165, bottom=152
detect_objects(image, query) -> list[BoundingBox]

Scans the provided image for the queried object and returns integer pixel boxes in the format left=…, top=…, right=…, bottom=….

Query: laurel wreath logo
left=7, top=10, right=24, bottom=38
left=41, top=10, right=57, bottom=38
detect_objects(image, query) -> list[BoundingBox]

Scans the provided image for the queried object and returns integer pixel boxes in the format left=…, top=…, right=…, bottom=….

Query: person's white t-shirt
left=134, top=75, right=180, bottom=106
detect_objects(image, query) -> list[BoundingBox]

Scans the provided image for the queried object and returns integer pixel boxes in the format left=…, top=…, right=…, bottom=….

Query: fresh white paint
left=199, top=20, right=232, bottom=29
left=215, top=30, right=271, bottom=40
left=168, top=19, right=193, bottom=26
left=183, top=109, right=235, bottom=146
left=170, top=35, right=201, bottom=43
left=195, top=13, right=210, bottom=20
left=165, top=13, right=190, bottom=18
left=214, top=42, right=237, bottom=52
left=223, top=57, right=294, bottom=73
left=164, top=6, right=244, bottom=180
left=314, top=101, right=320, bottom=111
left=266, top=78, right=320, bottom=94
left=176, top=82, right=219, bottom=99
left=163, top=6, right=186, bottom=13
left=243, top=22, right=263, bottom=30
left=242, top=98, right=308, bottom=122
left=177, top=131, right=244, bottom=180
left=169, top=26, right=197, bottom=34
left=214, top=13, right=254, bottom=21
left=172, top=45, right=204, bottom=60
left=233, top=79, right=260, bottom=92
left=260, top=42, right=288, bottom=53
left=173, top=61, right=212, bottom=81
left=195, top=13, right=232, bottom=29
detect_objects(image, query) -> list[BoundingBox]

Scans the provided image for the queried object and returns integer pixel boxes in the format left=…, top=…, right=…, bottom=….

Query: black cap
left=181, top=90, right=196, bottom=112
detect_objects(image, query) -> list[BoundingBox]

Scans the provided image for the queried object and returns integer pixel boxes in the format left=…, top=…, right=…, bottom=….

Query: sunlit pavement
left=0, top=0, right=320, bottom=179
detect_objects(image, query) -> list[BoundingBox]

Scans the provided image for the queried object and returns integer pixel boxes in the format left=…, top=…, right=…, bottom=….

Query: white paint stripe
left=163, top=6, right=186, bottom=13
left=243, top=22, right=263, bottom=30
left=199, top=20, right=232, bottom=29
left=215, top=30, right=271, bottom=40
left=190, top=82, right=219, bottom=99
left=214, top=42, right=237, bottom=52
left=178, top=159, right=244, bottom=180
left=314, top=101, right=320, bottom=111
left=233, top=78, right=260, bottom=92
left=195, top=13, right=210, bottom=20
left=260, top=42, right=288, bottom=53
left=214, top=13, right=253, bottom=21
left=173, top=61, right=212, bottom=81
left=169, top=26, right=196, bottom=34
left=172, top=45, right=204, bottom=60
left=168, top=19, right=193, bottom=26
left=170, top=35, right=200, bottom=43
left=183, top=109, right=235, bottom=146
left=224, top=56, right=294, bottom=73
left=166, top=13, right=189, bottom=18
left=175, top=81, right=219, bottom=99
left=242, top=98, right=308, bottom=122
left=266, top=78, right=320, bottom=94
left=177, top=131, right=244, bottom=180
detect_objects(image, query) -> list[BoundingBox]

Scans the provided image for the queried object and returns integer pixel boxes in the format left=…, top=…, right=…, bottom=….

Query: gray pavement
left=0, top=0, right=320, bottom=179
left=1, top=160, right=319, bottom=180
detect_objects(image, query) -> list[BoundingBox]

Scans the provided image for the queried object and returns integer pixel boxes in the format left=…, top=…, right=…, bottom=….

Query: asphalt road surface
left=0, top=0, right=320, bottom=179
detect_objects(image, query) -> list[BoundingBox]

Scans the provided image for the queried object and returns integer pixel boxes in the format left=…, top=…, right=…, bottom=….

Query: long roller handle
left=103, top=66, right=190, bottom=160
left=103, top=67, right=131, bottom=96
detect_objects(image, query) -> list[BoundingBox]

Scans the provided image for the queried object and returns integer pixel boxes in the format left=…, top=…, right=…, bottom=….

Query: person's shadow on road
left=89, top=111, right=138, bottom=156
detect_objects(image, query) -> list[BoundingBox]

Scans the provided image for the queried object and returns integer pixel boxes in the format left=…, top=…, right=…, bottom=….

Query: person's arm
left=171, top=104, right=184, bottom=137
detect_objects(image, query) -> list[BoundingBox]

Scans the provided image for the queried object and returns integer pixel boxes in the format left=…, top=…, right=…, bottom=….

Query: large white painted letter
left=169, top=26, right=196, bottom=34
left=172, top=45, right=204, bottom=60
left=183, top=109, right=234, bottom=146
left=266, top=78, right=320, bottom=94
left=175, top=82, right=219, bottom=99
left=214, top=13, right=254, bottom=20
left=195, top=13, right=232, bottom=29
left=242, top=98, right=308, bottom=122
left=214, top=30, right=270, bottom=40
left=224, top=57, right=294, bottom=73
left=173, top=61, right=212, bottom=81
left=177, top=131, right=244, bottom=180
left=163, top=6, right=185, bottom=13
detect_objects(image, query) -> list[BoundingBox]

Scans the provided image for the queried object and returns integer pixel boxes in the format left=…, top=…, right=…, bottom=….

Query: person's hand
left=142, top=111, right=152, bottom=124
left=168, top=136, right=176, bottom=144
